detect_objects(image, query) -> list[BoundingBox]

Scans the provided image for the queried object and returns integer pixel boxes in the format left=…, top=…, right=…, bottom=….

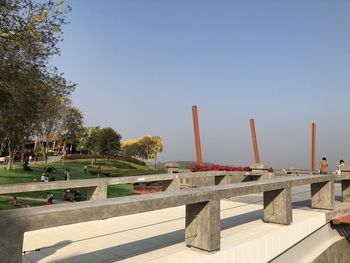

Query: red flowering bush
left=191, top=165, right=251, bottom=172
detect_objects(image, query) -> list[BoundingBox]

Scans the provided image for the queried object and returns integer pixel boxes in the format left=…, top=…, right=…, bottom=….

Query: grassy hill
left=0, top=159, right=160, bottom=210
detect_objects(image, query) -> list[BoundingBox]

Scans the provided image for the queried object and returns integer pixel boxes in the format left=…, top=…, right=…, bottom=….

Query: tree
left=138, top=136, right=163, bottom=166
left=97, top=128, right=121, bottom=161
left=0, top=0, right=71, bottom=65
left=121, top=135, right=163, bottom=166
left=34, top=78, right=75, bottom=164
left=0, top=68, right=66, bottom=168
left=121, top=139, right=140, bottom=158
left=83, top=126, right=101, bottom=164
left=59, top=106, right=84, bottom=159
left=76, top=127, right=90, bottom=154
left=0, top=0, right=73, bottom=169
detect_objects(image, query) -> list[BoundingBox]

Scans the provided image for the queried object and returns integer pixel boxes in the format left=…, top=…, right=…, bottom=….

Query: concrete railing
left=2, top=173, right=348, bottom=262
left=335, top=172, right=350, bottom=203
left=0, top=171, right=269, bottom=200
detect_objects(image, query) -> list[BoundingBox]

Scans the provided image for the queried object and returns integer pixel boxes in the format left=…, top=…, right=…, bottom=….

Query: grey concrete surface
left=162, top=177, right=180, bottom=191
left=271, top=223, right=342, bottom=263
left=86, top=180, right=108, bottom=200
left=263, top=187, right=292, bottom=225
left=312, top=237, right=350, bottom=263
left=185, top=200, right=220, bottom=252
left=341, top=180, right=350, bottom=203
left=311, top=180, right=335, bottom=210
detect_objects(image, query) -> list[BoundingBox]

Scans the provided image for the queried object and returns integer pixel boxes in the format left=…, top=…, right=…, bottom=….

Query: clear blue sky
left=53, top=0, right=350, bottom=169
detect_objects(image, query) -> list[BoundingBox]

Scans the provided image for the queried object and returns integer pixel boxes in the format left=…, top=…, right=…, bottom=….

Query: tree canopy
left=97, top=128, right=122, bottom=160
left=122, top=135, right=163, bottom=165
left=0, top=0, right=77, bottom=169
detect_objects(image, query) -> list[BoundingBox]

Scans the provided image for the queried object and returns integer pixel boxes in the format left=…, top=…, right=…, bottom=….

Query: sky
left=52, top=0, right=350, bottom=169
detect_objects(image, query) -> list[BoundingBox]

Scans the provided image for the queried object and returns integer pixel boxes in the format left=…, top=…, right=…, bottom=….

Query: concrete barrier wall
left=0, top=171, right=269, bottom=199
left=0, top=174, right=343, bottom=263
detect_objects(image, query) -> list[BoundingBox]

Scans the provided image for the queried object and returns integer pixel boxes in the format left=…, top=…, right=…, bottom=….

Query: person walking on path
left=96, top=165, right=101, bottom=177
left=319, top=157, right=329, bottom=174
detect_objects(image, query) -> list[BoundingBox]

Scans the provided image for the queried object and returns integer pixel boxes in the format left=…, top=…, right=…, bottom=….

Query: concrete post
left=311, top=180, right=335, bottom=210
left=185, top=200, right=220, bottom=252
left=215, top=175, right=230, bottom=185
left=162, top=176, right=180, bottom=191
left=0, top=220, right=25, bottom=263
left=341, top=180, right=350, bottom=203
left=164, top=162, right=180, bottom=174
left=86, top=180, right=108, bottom=200
left=263, top=187, right=292, bottom=225
left=249, top=163, right=270, bottom=181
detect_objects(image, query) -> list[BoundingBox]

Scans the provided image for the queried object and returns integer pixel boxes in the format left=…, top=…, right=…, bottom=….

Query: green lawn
left=0, top=159, right=161, bottom=210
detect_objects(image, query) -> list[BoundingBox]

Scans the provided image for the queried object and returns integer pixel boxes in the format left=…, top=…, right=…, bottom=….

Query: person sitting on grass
left=73, top=190, right=82, bottom=201
left=46, top=166, right=57, bottom=174
left=23, top=161, right=32, bottom=172
left=63, top=189, right=72, bottom=201
left=49, top=176, right=56, bottom=181
left=41, top=169, right=49, bottom=182
left=9, top=196, right=22, bottom=207
left=46, top=197, right=54, bottom=205
left=46, top=192, right=55, bottom=205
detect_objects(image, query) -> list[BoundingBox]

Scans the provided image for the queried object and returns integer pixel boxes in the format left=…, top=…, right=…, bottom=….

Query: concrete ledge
left=0, top=174, right=338, bottom=262
left=0, top=171, right=252, bottom=195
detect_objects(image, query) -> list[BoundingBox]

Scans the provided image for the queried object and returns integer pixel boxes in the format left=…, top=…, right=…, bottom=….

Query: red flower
left=191, top=165, right=254, bottom=172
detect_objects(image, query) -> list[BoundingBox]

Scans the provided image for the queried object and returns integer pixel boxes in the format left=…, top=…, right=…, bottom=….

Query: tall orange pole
left=250, top=118, right=260, bottom=164
left=192, top=105, right=203, bottom=166
left=311, top=123, right=316, bottom=174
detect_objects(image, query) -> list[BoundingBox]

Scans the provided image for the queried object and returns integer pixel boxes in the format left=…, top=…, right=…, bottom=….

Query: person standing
left=66, top=169, right=70, bottom=180
left=84, top=165, right=87, bottom=174
left=319, top=157, right=329, bottom=174
left=336, top=160, right=345, bottom=175
left=64, top=168, right=68, bottom=180
left=96, top=165, right=101, bottom=177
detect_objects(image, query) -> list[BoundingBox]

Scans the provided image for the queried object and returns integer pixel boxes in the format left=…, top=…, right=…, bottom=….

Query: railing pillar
left=86, top=180, right=108, bottom=200
left=311, top=180, right=335, bottom=210
left=162, top=177, right=180, bottom=191
left=341, top=180, right=350, bottom=203
left=215, top=175, right=230, bottom=185
left=263, top=187, right=292, bottom=225
left=185, top=200, right=220, bottom=252
left=0, top=220, right=24, bottom=263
